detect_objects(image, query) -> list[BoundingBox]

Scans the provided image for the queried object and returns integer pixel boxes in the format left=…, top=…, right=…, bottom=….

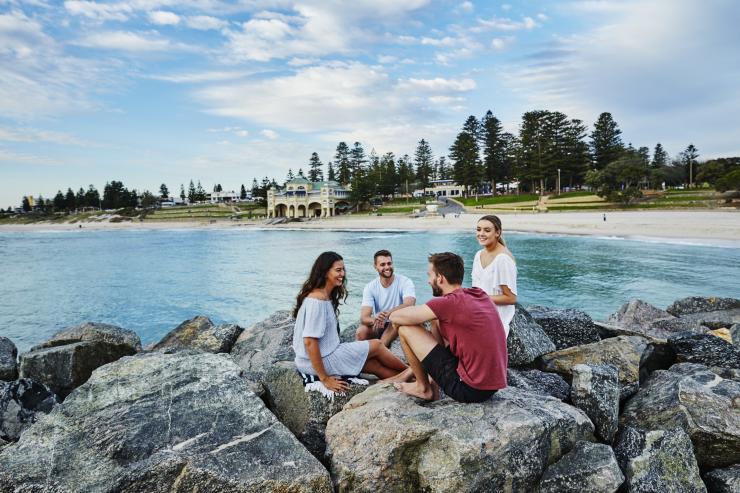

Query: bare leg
left=361, top=340, right=408, bottom=379
left=379, top=323, right=398, bottom=348
left=394, top=324, right=439, bottom=400
left=380, top=367, right=414, bottom=384
left=356, top=323, right=376, bottom=341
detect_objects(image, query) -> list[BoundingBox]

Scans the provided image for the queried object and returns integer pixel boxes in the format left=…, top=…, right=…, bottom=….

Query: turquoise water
left=1, top=228, right=739, bottom=351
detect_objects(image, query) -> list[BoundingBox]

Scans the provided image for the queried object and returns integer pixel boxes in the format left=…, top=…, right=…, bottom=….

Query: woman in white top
left=293, top=251, right=408, bottom=393
left=471, top=215, right=518, bottom=337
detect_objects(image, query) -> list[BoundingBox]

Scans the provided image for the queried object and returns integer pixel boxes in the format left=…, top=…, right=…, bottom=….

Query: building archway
left=288, top=205, right=295, bottom=218
left=308, top=202, right=322, bottom=217
left=334, top=200, right=350, bottom=215
left=275, top=204, right=287, bottom=217
left=297, top=204, right=306, bottom=217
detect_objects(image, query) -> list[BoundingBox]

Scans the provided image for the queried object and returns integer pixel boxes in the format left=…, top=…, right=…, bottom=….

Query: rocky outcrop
left=152, top=315, right=243, bottom=353
left=614, top=427, right=706, bottom=493
left=507, top=304, right=556, bottom=367
left=732, top=324, right=740, bottom=346
left=669, top=334, right=740, bottom=369
left=667, top=296, right=740, bottom=316
left=539, top=335, right=649, bottom=400
left=0, top=337, right=17, bottom=381
left=527, top=305, right=600, bottom=350
left=0, top=351, right=332, bottom=492
left=230, top=310, right=295, bottom=380
left=537, top=441, right=624, bottom=493
left=703, top=464, right=740, bottom=493
left=507, top=368, right=570, bottom=401
left=264, top=362, right=369, bottom=461
left=325, top=385, right=594, bottom=492
left=605, top=299, right=710, bottom=339
left=19, top=322, right=141, bottom=399
left=0, top=379, right=56, bottom=442
left=570, top=364, right=619, bottom=443
left=620, top=363, right=740, bottom=468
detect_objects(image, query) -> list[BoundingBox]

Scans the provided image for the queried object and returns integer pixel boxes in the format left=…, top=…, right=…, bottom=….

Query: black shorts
left=421, top=345, right=496, bottom=403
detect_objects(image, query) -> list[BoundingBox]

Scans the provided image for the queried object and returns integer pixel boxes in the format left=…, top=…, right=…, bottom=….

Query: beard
left=431, top=280, right=443, bottom=297
left=380, top=267, right=394, bottom=279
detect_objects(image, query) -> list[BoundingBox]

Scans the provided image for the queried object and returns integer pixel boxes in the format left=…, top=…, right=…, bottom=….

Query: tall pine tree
left=481, top=110, right=505, bottom=193
left=413, top=139, right=434, bottom=190
left=308, top=152, right=324, bottom=182
left=334, top=142, right=351, bottom=185
left=590, top=112, right=624, bottom=170
left=651, top=143, right=668, bottom=168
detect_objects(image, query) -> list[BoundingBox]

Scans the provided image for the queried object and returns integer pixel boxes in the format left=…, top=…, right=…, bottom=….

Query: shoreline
left=1, top=210, right=739, bottom=245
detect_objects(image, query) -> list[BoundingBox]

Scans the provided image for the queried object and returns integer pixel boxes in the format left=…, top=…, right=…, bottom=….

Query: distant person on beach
left=387, top=252, right=508, bottom=402
left=472, top=215, right=518, bottom=337
left=293, top=251, right=408, bottom=393
left=356, top=249, right=416, bottom=347
left=603, top=213, right=607, bottom=222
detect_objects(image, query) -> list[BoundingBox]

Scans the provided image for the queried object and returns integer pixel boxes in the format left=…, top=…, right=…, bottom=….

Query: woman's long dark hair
left=293, top=251, right=348, bottom=318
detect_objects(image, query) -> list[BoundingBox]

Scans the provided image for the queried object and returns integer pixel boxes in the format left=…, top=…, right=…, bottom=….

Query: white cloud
left=74, top=30, right=194, bottom=52
left=148, top=70, right=252, bottom=83
left=185, top=15, right=227, bottom=30
left=491, top=36, right=514, bottom=51
left=458, top=1, right=474, bottom=13
left=0, top=126, right=88, bottom=145
left=260, top=129, right=279, bottom=140
left=63, top=0, right=132, bottom=21
left=0, top=148, right=59, bottom=166
left=397, top=77, right=475, bottom=92
left=476, top=15, right=539, bottom=32
left=149, top=10, right=180, bottom=26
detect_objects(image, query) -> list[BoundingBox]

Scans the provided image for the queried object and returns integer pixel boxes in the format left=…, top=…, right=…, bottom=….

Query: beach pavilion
left=267, top=177, right=351, bottom=218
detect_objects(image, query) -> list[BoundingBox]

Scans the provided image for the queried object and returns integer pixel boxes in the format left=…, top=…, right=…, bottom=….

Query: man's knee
left=356, top=324, right=374, bottom=341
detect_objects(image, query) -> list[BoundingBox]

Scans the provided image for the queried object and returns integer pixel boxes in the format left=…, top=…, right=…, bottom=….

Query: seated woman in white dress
left=471, top=215, right=518, bottom=337
left=293, top=251, right=408, bottom=393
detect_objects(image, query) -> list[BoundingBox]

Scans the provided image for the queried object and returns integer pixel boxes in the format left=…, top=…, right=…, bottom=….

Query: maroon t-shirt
left=426, top=287, right=508, bottom=390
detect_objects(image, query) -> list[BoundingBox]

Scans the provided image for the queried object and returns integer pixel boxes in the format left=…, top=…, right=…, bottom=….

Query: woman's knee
left=367, top=338, right=382, bottom=356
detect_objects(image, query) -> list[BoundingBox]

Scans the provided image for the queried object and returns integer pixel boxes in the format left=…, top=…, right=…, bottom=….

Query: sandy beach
left=2, top=210, right=739, bottom=244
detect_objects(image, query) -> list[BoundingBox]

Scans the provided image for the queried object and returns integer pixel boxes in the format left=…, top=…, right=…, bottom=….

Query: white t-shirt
left=471, top=250, right=518, bottom=337
left=361, top=274, right=416, bottom=315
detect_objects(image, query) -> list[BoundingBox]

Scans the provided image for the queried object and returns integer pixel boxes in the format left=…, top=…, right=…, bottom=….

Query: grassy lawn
left=381, top=197, right=428, bottom=206
left=376, top=206, right=420, bottom=214
left=460, top=194, right=539, bottom=206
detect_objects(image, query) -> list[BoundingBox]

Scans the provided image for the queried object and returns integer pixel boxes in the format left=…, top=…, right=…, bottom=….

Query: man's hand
left=320, top=375, right=349, bottom=392
left=373, top=311, right=390, bottom=330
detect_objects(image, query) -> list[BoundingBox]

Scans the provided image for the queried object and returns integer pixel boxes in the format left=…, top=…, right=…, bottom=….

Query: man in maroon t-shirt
left=388, top=252, right=508, bottom=402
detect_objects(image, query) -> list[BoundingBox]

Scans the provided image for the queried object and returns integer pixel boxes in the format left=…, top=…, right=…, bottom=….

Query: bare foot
left=380, top=368, right=414, bottom=384
left=393, top=382, right=434, bottom=401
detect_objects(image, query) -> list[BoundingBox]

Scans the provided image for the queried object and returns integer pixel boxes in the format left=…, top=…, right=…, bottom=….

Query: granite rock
left=667, top=296, right=740, bottom=316
left=669, top=334, right=740, bottom=369
left=527, top=305, right=601, bottom=350
left=570, top=364, right=619, bottom=443
left=230, top=310, right=295, bottom=381
left=731, top=324, right=739, bottom=346
left=675, top=309, right=740, bottom=331
left=538, top=441, right=624, bottom=493
left=614, top=427, right=706, bottom=493
left=325, top=385, right=594, bottom=492
left=539, top=335, right=649, bottom=400
left=620, top=363, right=740, bottom=468
left=32, top=322, right=141, bottom=352
left=0, top=379, right=56, bottom=442
left=703, top=464, right=740, bottom=493
left=0, top=337, right=17, bottom=381
left=506, top=368, right=570, bottom=401
left=263, top=361, right=369, bottom=461
left=152, top=315, right=243, bottom=353
left=0, top=351, right=332, bottom=492
left=605, top=299, right=710, bottom=339
left=507, top=304, right=556, bottom=367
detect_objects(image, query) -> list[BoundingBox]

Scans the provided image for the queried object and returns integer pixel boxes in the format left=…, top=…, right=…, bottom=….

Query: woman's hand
left=320, top=375, right=349, bottom=392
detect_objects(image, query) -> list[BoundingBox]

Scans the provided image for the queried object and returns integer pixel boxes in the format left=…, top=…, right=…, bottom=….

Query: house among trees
left=421, top=179, right=467, bottom=198
left=267, top=176, right=350, bottom=218
left=209, top=190, right=240, bottom=204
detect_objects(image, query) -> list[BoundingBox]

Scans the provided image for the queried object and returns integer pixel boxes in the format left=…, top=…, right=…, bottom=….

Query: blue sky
left=1, top=0, right=739, bottom=208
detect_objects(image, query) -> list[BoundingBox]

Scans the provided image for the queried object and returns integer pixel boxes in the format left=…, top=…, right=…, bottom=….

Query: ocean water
left=1, top=228, right=739, bottom=351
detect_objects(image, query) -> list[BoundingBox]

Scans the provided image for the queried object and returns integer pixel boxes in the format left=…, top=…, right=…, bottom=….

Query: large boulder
left=325, top=385, right=594, bottom=492
left=264, top=361, right=370, bottom=461
left=614, top=427, right=706, bottom=493
left=570, top=364, right=619, bottom=443
left=539, top=335, right=649, bottom=400
left=230, top=310, right=295, bottom=381
left=0, top=351, right=332, bottom=492
left=667, top=296, right=740, bottom=316
left=703, top=464, right=740, bottom=493
left=507, top=368, right=570, bottom=401
left=605, top=299, right=710, bottom=339
left=19, top=322, right=141, bottom=399
left=527, top=305, right=600, bottom=350
left=731, top=324, right=739, bottom=346
left=152, top=315, right=243, bottom=353
left=0, top=337, right=17, bottom=381
left=669, top=334, right=740, bottom=369
left=537, top=441, right=624, bottom=493
left=507, top=304, right=556, bottom=367
left=620, top=363, right=740, bottom=468
left=0, top=379, right=56, bottom=442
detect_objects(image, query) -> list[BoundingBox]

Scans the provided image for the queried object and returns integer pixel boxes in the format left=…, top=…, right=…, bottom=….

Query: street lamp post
left=557, top=168, right=561, bottom=196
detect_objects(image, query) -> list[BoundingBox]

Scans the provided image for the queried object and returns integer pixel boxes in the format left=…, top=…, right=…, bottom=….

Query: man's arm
left=375, top=296, right=416, bottom=326
left=389, top=304, right=436, bottom=327
left=360, top=306, right=375, bottom=326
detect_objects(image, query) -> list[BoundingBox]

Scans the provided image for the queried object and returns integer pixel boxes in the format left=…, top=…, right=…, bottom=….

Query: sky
left=1, top=0, right=739, bottom=208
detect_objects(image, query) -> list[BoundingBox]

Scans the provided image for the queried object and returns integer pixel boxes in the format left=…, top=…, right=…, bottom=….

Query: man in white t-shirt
left=356, top=249, right=416, bottom=347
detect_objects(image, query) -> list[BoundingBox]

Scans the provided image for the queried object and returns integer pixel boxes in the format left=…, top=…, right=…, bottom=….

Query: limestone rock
left=539, top=335, right=649, bottom=400
left=0, top=337, right=17, bottom=381
left=527, top=305, right=600, bottom=350
left=703, top=464, right=740, bottom=493
left=0, top=379, right=56, bottom=442
left=614, top=427, right=706, bottom=493
left=620, top=363, right=740, bottom=468
left=570, top=364, right=619, bottom=443
left=538, top=441, right=624, bottom=493
left=507, top=368, right=570, bottom=401
left=711, top=328, right=733, bottom=343
left=264, top=361, right=369, bottom=461
left=19, top=323, right=142, bottom=399
left=507, top=304, right=556, bottom=367
left=0, top=351, right=332, bottom=492
left=669, top=334, right=740, bottom=369
left=667, top=296, right=740, bottom=316
left=230, top=310, right=295, bottom=380
left=325, top=385, right=594, bottom=492
left=152, top=315, right=243, bottom=353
